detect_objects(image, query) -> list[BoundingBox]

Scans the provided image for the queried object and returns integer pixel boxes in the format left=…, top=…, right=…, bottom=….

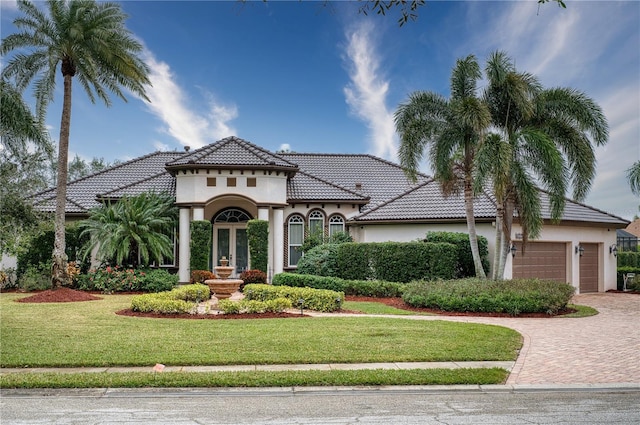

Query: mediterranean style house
left=29, top=136, right=629, bottom=293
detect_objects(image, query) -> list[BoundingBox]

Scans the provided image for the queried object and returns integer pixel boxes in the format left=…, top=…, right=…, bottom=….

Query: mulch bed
left=15, top=287, right=102, bottom=303
left=13, top=288, right=580, bottom=318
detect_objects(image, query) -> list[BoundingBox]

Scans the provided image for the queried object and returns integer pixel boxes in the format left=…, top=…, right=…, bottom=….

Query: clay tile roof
left=165, top=136, right=298, bottom=170
left=287, top=171, right=369, bottom=203
left=281, top=153, right=428, bottom=209
left=351, top=179, right=496, bottom=222
left=100, top=172, right=176, bottom=199
left=31, top=151, right=183, bottom=213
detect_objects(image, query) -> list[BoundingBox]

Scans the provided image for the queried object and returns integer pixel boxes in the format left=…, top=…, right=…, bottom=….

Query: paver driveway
left=426, top=293, right=639, bottom=385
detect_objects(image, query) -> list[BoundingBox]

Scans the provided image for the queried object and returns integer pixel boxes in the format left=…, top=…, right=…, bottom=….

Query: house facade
left=31, top=136, right=629, bottom=293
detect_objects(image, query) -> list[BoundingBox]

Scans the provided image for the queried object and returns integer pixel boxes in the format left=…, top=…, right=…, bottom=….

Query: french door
left=214, top=225, right=249, bottom=276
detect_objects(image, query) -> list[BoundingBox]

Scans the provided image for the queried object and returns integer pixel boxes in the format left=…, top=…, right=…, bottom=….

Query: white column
left=178, top=207, right=191, bottom=284
left=273, top=208, right=284, bottom=275
left=193, top=207, right=204, bottom=221
left=258, top=207, right=269, bottom=221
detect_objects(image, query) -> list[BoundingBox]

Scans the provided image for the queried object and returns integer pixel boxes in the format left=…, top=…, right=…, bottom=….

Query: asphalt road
left=2, top=385, right=639, bottom=424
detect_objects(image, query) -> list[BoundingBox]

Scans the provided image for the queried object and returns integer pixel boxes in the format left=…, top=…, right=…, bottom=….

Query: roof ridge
left=238, top=137, right=299, bottom=167
left=98, top=170, right=172, bottom=198
left=353, top=178, right=436, bottom=219
left=295, top=170, right=370, bottom=200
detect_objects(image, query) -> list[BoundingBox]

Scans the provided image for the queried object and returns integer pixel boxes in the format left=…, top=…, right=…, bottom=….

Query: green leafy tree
left=395, top=55, right=491, bottom=278
left=79, top=193, right=177, bottom=268
left=476, top=51, right=608, bottom=278
left=1, top=0, right=151, bottom=287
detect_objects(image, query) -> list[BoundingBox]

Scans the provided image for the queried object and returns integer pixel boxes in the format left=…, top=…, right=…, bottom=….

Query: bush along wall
left=335, top=242, right=457, bottom=283
left=424, top=231, right=490, bottom=278
left=247, top=219, right=268, bottom=273
left=189, top=221, right=212, bottom=271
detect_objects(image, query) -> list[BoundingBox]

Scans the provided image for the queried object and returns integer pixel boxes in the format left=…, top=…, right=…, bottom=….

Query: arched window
left=329, top=215, right=345, bottom=237
left=214, top=208, right=252, bottom=223
left=308, top=210, right=324, bottom=236
left=288, top=215, right=304, bottom=267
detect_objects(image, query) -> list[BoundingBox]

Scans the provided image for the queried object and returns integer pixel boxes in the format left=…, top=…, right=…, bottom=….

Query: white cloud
left=139, top=50, right=237, bottom=149
left=343, top=21, right=398, bottom=161
left=279, top=143, right=291, bottom=152
left=153, top=141, right=170, bottom=152
left=0, top=0, right=17, bottom=11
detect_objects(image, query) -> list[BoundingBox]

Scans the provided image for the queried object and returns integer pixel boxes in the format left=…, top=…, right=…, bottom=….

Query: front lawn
left=1, top=293, right=520, bottom=367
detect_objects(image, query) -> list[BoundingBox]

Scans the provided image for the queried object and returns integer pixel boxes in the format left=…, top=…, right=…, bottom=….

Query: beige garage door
left=579, top=243, right=599, bottom=293
left=512, top=242, right=567, bottom=282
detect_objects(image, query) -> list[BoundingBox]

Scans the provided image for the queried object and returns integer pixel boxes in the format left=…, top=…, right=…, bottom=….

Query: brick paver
left=409, top=293, right=639, bottom=385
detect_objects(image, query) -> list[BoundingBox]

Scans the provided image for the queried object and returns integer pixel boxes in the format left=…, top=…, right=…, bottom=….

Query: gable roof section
left=165, top=136, right=298, bottom=172
left=351, top=179, right=496, bottom=222
left=287, top=170, right=369, bottom=203
left=281, top=153, right=428, bottom=210
left=100, top=171, right=176, bottom=200
left=31, top=151, right=184, bottom=214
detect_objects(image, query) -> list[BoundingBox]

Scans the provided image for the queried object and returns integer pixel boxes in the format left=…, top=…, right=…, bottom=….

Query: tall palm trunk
left=492, top=204, right=504, bottom=280
left=51, top=70, right=73, bottom=288
left=464, top=174, right=486, bottom=278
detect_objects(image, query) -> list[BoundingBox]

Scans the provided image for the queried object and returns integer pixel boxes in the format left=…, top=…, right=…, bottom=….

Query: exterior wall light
left=575, top=245, right=584, bottom=256
left=610, top=244, right=618, bottom=257
left=510, top=243, right=517, bottom=257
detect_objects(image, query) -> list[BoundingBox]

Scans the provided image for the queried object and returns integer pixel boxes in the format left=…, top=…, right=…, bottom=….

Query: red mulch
left=15, top=287, right=102, bottom=303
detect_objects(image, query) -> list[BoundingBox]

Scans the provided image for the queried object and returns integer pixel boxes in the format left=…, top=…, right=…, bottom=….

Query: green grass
left=0, top=368, right=508, bottom=389
left=1, top=293, right=520, bottom=367
left=342, top=300, right=431, bottom=315
left=562, top=304, right=599, bottom=318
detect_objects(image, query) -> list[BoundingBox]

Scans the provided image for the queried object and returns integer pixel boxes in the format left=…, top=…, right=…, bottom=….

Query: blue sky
left=1, top=1, right=639, bottom=220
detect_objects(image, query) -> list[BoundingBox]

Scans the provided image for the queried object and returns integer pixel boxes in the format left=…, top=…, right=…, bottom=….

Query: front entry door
left=214, top=225, right=249, bottom=276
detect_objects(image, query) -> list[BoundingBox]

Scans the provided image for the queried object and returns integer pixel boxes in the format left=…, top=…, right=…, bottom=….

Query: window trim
left=288, top=215, right=304, bottom=267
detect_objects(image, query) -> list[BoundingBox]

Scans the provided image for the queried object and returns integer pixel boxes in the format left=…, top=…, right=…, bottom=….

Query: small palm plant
left=80, top=193, right=177, bottom=268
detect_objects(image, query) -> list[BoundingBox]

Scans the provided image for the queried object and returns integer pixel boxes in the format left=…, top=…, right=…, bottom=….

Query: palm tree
left=478, top=51, right=608, bottom=279
left=627, top=161, right=640, bottom=196
left=1, top=0, right=151, bottom=287
left=80, top=193, right=178, bottom=268
left=395, top=55, right=491, bottom=278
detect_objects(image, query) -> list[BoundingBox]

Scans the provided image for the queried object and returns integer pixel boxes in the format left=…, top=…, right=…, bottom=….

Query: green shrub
left=17, top=264, right=51, bottom=291
left=171, top=283, right=210, bottom=302
left=618, top=251, right=640, bottom=268
left=402, top=278, right=575, bottom=315
left=16, top=223, right=87, bottom=278
left=191, top=270, right=216, bottom=284
left=296, top=244, right=340, bottom=277
left=244, top=284, right=343, bottom=312
left=131, top=293, right=194, bottom=314
left=272, top=272, right=404, bottom=297
left=247, top=220, right=269, bottom=273
left=217, top=297, right=292, bottom=314
left=424, top=231, right=490, bottom=278
left=335, top=242, right=457, bottom=282
left=77, top=267, right=177, bottom=293
left=190, top=221, right=212, bottom=271
left=138, top=269, right=178, bottom=292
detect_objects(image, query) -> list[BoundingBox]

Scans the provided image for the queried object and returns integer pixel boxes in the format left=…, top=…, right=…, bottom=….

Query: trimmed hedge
left=296, top=244, right=340, bottom=277
left=335, top=242, right=457, bottom=282
left=190, top=221, right=212, bottom=271
left=272, top=272, right=405, bottom=298
left=424, top=231, right=489, bottom=278
left=130, top=284, right=210, bottom=314
left=402, top=278, right=575, bottom=316
left=217, top=298, right=292, bottom=314
left=247, top=220, right=269, bottom=273
left=618, top=251, right=640, bottom=268
left=243, top=283, right=344, bottom=312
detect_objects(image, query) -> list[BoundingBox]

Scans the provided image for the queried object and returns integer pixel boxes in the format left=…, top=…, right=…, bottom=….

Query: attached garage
left=512, top=241, right=568, bottom=283
left=578, top=243, right=599, bottom=293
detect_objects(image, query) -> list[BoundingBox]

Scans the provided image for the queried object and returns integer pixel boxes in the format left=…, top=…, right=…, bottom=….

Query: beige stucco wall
left=355, top=221, right=619, bottom=293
